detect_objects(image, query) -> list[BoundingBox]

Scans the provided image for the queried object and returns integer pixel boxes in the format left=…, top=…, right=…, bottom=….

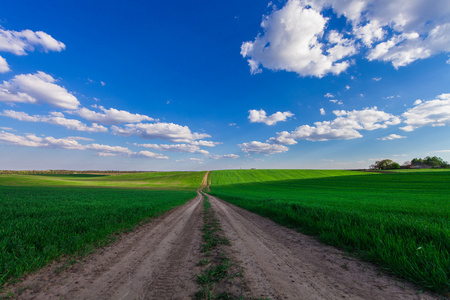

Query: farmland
left=209, top=169, right=450, bottom=295
left=0, top=172, right=203, bottom=288
left=0, top=171, right=205, bottom=190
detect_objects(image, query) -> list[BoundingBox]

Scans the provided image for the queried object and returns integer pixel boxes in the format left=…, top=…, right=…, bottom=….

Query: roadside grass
left=209, top=170, right=450, bottom=295
left=0, top=171, right=205, bottom=190
left=0, top=186, right=196, bottom=289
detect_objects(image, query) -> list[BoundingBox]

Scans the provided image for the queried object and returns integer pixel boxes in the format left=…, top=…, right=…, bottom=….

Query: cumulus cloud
left=0, top=131, right=167, bottom=159
left=271, top=107, right=401, bottom=142
left=134, top=143, right=209, bottom=155
left=324, top=93, right=334, bottom=98
left=0, top=55, right=10, bottom=73
left=377, top=134, right=406, bottom=140
left=112, top=122, right=210, bottom=143
left=401, top=93, right=450, bottom=131
left=267, top=131, right=298, bottom=145
left=242, top=0, right=450, bottom=76
left=239, top=141, right=289, bottom=154
left=248, top=109, right=294, bottom=125
left=241, top=0, right=356, bottom=77
left=0, top=110, right=107, bottom=132
left=0, top=72, right=79, bottom=109
left=320, top=108, right=326, bottom=115
left=0, top=29, right=65, bottom=55
left=373, top=77, right=382, bottom=81
left=71, top=105, right=156, bottom=125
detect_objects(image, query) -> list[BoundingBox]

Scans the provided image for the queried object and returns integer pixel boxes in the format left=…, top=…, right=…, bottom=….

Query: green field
left=209, top=169, right=450, bottom=295
left=0, top=172, right=203, bottom=288
left=0, top=171, right=205, bottom=190
left=211, top=169, right=370, bottom=185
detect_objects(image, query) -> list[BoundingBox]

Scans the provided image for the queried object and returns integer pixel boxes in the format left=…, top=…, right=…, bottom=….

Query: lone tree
left=370, top=159, right=401, bottom=170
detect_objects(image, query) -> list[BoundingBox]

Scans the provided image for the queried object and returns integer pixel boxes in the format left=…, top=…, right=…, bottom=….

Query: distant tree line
left=370, top=156, right=449, bottom=170
left=0, top=170, right=152, bottom=175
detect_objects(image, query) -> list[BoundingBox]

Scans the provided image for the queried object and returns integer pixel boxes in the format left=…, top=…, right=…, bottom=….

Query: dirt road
left=11, top=194, right=203, bottom=300
left=6, top=181, right=438, bottom=299
left=208, top=195, right=438, bottom=300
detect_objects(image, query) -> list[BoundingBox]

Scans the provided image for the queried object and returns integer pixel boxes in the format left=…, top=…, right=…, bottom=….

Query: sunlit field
left=210, top=169, right=450, bottom=294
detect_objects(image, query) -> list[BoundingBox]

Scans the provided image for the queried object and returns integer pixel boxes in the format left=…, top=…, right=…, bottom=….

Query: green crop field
left=211, top=169, right=371, bottom=185
left=209, top=170, right=450, bottom=295
left=0, top=171, right=203, bottom=288
left=0, top=171, right=205, bottom=190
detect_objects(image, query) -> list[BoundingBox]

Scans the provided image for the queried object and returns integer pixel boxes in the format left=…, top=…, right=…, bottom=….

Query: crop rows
left=210, top=170, right=450, bottom=295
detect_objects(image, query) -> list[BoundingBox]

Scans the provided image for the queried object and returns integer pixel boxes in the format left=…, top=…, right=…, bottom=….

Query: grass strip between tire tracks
left=196, top=194, right=263, bottom=300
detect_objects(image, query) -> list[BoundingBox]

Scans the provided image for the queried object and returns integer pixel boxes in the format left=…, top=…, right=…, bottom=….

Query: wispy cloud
left=377, top=134, right=406, bottom=140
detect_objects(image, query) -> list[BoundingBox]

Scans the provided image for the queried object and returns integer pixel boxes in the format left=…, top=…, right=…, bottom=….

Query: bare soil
left=4, top=179, right=440, bottom=299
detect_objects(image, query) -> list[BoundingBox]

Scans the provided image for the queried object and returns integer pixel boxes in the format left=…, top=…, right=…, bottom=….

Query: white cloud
left=71, top=105, right=156, bottom=125
left=134, top=143, right=209, bottom=155
left=330, top=99, right=343, bottom=105
left=0, top=131, right=167, bottom=159
left=97, top=152, right=117, bottom=157
left=0, top=29, right=65, bottom=55
left=242, top=0, right=450, bottom=76
left=413, top=99, right=422, bottom=105
left=189, top=140, right=221, bottom=147
left=434, top=150, right=450, bottom=153
left=320, top=108, right=326, bottom=115
left=324, top=93, right=334, bottom=98
left=0, top=110, right=107, bottom=133
left=346, top=85, right=350, bottom=90
left=0, top=132, right=84, bottom=150
left=0, top=72, right=79, bottom=109
left=248, top=109, right=294, bottom=125
left=373, top=77, right=382, bottom=81
left=112, top=122, right=210, bottom=143
left=0, top=55, right=10, bottom=73
left=241, top=0, right=356, bottom=77
left=401, top=93, right=450, bottom=131
left=239, top=141, right=289, bottom=154
left=133, top=151, right=168, bottom=160
left=377, top=134, right=406, bottom=140
left=272, top=106, right=401, bottom=142
left=209, top=154, right=240, bottom=159
left=176, top=158, right=204, bottom=164
left=267, top=131, right=298, bottom=145
left=100, top=81, right=106, bottom=86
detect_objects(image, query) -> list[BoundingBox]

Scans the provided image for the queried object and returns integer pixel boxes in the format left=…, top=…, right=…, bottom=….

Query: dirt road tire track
left=9, top=194, right=203, bottom=300
left=208, top=194, right=438, bottom=300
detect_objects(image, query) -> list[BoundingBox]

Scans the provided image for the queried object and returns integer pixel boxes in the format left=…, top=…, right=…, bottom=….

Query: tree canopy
left=370, top=159, right=401, bottom=170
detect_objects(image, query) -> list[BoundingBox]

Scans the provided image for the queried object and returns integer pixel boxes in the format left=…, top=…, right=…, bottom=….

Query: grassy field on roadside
left=0, top=171, right=205, bottom=190
left=211, top=169, right=370, bottom=185
left=209, top=170, right=450, bottom=295
left=0, top=171, right=204, bottom=289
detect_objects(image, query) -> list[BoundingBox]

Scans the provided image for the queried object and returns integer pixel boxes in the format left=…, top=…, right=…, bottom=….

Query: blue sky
left=0, top=0, right=449, bottom=171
